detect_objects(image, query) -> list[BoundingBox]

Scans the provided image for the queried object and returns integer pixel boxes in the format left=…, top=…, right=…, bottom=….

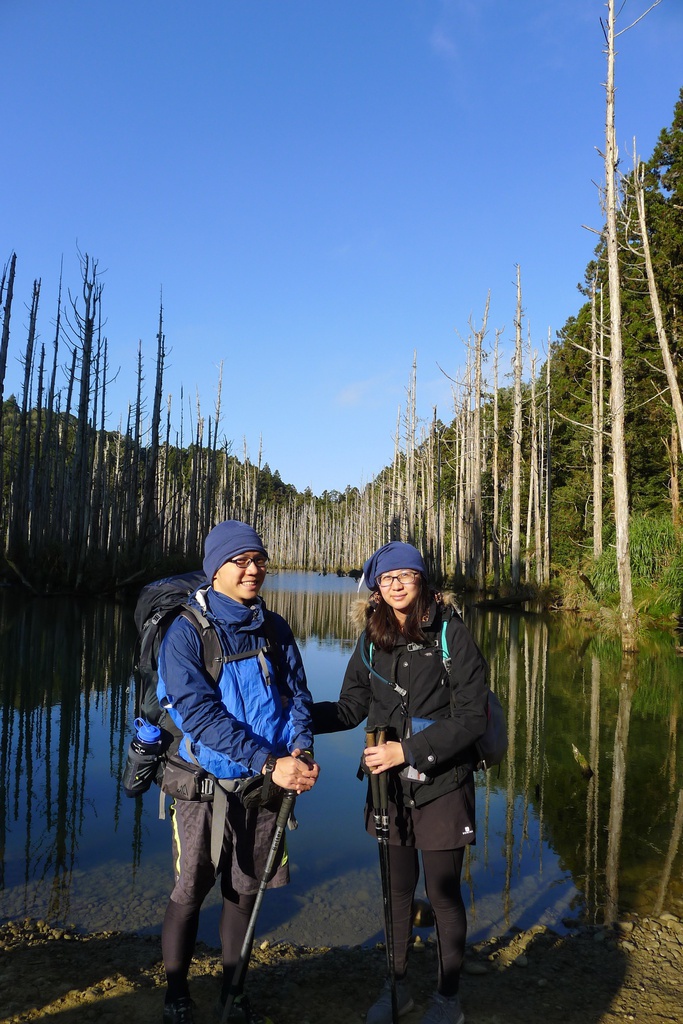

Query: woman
left=313, top=542, right=489, bottom=1024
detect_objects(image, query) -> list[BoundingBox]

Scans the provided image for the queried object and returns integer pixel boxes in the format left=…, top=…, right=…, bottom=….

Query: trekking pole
left=220, top=788, right=296, bottom=1024
left=366, top=727, right=399, bottom=1024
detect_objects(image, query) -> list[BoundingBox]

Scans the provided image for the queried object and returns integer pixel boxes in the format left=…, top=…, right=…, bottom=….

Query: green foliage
left=547, top=89, right=683, bottom=586
left=659, top=552, right=683, bottom=613
left=588, top=515, right=682, bottom=602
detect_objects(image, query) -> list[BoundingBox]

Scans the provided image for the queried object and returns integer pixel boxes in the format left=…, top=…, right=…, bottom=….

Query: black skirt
left=364, top=773, right=476, bottom=851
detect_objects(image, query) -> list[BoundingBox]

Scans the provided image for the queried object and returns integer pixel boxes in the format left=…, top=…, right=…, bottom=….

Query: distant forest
left=2, top=89, right=682, bottom=613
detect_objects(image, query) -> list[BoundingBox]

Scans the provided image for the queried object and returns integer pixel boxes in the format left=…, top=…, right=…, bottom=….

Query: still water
left=1, top=573, right=682, bottom=949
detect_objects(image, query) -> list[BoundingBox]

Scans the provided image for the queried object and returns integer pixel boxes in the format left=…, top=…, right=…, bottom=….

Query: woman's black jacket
left=312, top=600, right=489, bottom=807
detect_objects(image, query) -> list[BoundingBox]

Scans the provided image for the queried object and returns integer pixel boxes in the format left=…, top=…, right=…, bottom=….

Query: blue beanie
left=362, top=541, right=427, bottom=590
left=203, top=520, right=268, bottom=582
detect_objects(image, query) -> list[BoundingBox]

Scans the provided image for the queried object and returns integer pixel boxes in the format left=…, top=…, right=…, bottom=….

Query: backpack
left=130, top=570, right=282, bottom=768
left=131, top=570, right=220, bottom=756
left=361, top=615, right=508, bottom=773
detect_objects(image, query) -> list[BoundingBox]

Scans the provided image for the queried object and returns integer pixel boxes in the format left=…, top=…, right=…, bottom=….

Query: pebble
left=463, top=961, right=488, bottom=975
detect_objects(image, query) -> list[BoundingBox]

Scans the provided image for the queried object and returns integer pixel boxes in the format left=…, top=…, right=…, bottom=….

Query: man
left=157, top=520, right=319, bottom=1024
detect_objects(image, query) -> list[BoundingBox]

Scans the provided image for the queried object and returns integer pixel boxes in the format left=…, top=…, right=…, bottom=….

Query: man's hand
left=268, top=748, right=320, bottom=794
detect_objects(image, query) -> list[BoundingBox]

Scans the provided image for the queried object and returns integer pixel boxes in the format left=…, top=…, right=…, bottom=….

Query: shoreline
left=2, top=911, right=682, bottom=1023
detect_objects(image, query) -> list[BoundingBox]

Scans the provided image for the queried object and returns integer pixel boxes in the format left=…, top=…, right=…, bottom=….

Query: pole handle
left=365, top=728, right=382, bottom=813
left=376, top=727, right=389, bottom=810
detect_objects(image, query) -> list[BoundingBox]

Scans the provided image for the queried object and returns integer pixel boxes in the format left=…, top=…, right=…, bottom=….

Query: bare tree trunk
left=667, top=422, right=680, bottom=526
left=634, top=157, right=683, bottom=457
left=511, top=265, right=524, bottom=588
left=591, top=277, right=604, bottom=559
left=137, top=301, right=166, bottom=560
left=70, top=255, right=102, bottom=587
left=471, top=295, right=488, bottom=590
left=0, top=253, right=17, bottom=531
left=94, top=335, right=109, bottom=551
left=604, top=0, right=637, bottom=650
left=39, top=274, right=62, bottom=554
left=544, top=329, right=552, bottom=585
left=404, top=352, right=417, bottom=543
left=10, top=278, right=40, bottom=558
left=492, top=328, right=502, bottom=589
left=529, top=345, right=542, bottom=585
left=57, top=346, right=78, bottom=544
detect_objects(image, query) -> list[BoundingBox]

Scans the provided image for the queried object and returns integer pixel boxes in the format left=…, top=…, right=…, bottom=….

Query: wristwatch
left=260, top=752, right=281, bottom=807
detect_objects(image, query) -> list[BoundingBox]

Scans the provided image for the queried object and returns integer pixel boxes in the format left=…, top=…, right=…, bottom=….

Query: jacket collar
left=202, top=588, right=266, bottom=632
left=391, top=600, right=441, bottom=647
left=419, top=599, right=443, bottom=631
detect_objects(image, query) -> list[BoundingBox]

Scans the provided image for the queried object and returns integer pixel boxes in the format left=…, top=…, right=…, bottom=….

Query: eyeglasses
left=376, top=570, right=420, bottom=588
left=227, top=556, right=268, bottom=570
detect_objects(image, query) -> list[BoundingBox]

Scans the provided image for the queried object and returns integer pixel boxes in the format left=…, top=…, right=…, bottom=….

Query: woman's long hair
left=364, top=575, right=436, bottom=650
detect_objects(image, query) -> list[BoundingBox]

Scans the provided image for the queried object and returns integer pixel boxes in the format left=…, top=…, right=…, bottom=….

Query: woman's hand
left=363, top=740, right=405, bottom=774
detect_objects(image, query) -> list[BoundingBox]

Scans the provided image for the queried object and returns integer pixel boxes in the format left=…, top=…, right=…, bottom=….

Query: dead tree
left=0, top=253, right=17, bottom=530
left=633, top=154, right=683, bottom=457
left=511, top=265, right=524, bottom=588
left=137, top=300, right=166, bottom=560
left=603, top=0, right=637, bottom=650
left=471, top=295, right=489, bottom=590
left=68, top=255, right=102, bottom=586
left=591, top=278, right=605, bottom=559
left=492, top=328, right=503, bottom=589
left=9, top=278, right=40, bottom=557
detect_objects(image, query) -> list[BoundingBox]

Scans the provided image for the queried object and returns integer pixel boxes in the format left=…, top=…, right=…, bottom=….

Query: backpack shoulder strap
left=260, top=607, right=289, bottom=691
left=178, top=602, right=283, bottom=689
left=178, top=605, right=224, bottom=685
left=440, top=619, right=452, bottom=674
left=261, top=608, right=279, bottom=648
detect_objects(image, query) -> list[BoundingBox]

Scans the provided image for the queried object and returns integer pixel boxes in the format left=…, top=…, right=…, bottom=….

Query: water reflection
left=0, top=594, right=132, bottom=924
left=0, top=577, right=682, bottom=947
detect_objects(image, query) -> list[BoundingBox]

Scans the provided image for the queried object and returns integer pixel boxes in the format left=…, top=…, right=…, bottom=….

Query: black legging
left=386, top=845, right=466, bottom=997
left=162, top=881, right=256, bottom=1003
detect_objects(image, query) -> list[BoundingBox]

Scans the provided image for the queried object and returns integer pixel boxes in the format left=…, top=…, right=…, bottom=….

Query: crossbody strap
left=360, top=614, right=453, bottom=702
left=359, top=631, right=408, bottom=699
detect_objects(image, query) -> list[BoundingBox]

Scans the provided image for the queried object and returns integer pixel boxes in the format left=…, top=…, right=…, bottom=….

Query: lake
left=1, top=572, right=682, bottom=949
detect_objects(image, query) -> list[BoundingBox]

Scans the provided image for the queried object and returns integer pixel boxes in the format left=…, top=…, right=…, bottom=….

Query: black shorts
left=365, top=775, right=476, bottom=851
left=169, top=794, right=290, bottom=905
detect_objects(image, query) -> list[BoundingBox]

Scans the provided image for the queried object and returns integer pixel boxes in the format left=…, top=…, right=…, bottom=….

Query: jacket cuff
left=410, top=731, right=439, bottom=771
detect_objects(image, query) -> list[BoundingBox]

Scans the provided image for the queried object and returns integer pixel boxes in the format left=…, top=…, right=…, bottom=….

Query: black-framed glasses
left=376, top=570, right=420, bottom=588
left=227, top=556, right=268, bottom=570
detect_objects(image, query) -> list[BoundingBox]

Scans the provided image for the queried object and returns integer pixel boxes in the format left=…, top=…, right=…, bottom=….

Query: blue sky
left=2, top=1, right=682, bottom=494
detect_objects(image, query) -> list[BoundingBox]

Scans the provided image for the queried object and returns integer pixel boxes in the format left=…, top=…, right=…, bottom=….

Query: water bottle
left=122, top=718, right=163, bottom=797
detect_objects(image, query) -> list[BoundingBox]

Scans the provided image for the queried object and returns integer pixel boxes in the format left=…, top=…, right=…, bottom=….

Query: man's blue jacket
left=157, top=587, right=313, bottom=780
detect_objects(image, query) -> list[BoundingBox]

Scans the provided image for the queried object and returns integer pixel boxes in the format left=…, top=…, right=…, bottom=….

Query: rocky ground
left=1, top=912, right=682, bottom=1024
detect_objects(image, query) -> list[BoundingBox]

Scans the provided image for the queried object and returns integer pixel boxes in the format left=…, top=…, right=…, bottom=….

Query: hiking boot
left=163, top=998, right=196, bottom=1024
left=366, top=977, right=414, bottom=1024
left=419, top=992, right=465, bottom=1024
left=215, top=991, right=253, bottom=1022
